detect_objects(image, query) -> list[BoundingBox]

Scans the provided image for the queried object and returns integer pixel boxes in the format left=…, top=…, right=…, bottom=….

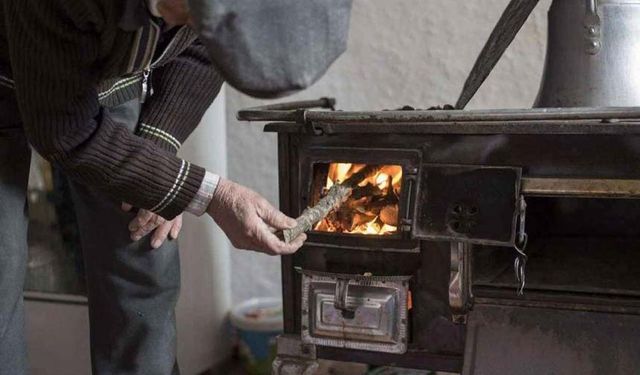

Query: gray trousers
left=0, top=95, right=181, bottom=375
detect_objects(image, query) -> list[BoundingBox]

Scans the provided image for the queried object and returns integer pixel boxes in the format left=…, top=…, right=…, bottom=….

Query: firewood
left=380, top=205, right=399, bottom=226
left=351, top=212, right=378, bottom=229
left=282, top=165, right=381, bottom=243
left=351, top=183, right=384, bottom=200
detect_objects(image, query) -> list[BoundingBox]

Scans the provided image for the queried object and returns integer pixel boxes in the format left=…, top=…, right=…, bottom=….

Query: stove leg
left=271, top=335, right=319, bottom=375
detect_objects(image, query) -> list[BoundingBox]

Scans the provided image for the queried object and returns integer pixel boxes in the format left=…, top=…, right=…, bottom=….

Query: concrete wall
left=226, top=0, right=553, bottom=303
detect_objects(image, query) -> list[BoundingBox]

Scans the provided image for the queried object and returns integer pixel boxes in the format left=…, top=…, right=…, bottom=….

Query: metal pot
left=535, top=0, right=640, bottom=107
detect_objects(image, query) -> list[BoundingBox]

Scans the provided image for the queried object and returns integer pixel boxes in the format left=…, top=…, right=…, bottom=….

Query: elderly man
left=0, top=0, right=353, bottom=373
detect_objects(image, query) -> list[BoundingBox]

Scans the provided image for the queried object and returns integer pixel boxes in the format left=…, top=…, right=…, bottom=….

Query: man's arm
left=136, top=38, right=224, bottom=153
left=4, top=0, right=306, bottom=255
left=4, top=0, right=203, bottom=219
left=123, top=37, right=223, bottom=241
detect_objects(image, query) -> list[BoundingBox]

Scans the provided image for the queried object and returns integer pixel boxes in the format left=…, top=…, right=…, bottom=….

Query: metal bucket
left=535, top=0, right=640, bottom=107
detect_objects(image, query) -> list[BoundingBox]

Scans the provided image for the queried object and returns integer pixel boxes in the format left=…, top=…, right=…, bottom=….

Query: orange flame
left=315, top=163, right=402, bottom=235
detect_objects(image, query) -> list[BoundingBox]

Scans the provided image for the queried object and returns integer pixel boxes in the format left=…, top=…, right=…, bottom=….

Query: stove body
left=234, top=2, right=640, bottom=373
left=240, top=102, right=640, bottom=374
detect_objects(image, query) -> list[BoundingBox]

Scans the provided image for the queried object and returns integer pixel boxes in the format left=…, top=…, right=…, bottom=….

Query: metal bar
left=278, top=133, right=298, bottom=334
left=306, top=106, right=640, bottom=123
left=239, top=98, right=640, bottom=124
left=305, top=119, right=640, bottom=135
left=473, top=291, right=640, bottom=314
left=521, top=177, right=640, bottom=198
left=236, top=97, right=335, bottom=121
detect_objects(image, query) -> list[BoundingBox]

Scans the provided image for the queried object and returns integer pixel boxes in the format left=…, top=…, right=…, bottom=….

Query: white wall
left=226, top=0, right=553, bottom=304
left=177, top=90, right=232, bottom=374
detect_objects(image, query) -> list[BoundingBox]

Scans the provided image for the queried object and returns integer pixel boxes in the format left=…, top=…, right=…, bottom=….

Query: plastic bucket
left=230, top=298, right=283, bottom=375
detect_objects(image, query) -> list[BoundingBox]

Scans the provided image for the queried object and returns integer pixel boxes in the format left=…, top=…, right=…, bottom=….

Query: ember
left=314, top=163, right=402, bottom=235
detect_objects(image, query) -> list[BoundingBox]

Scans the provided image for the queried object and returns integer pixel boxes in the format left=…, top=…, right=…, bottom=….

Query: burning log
left=380, top=205, right=399, bottom=226
left=351, top=212, right=378, bottom=229
left=351, top=183, right=385, bottom=200
left=282, top=165, right=381, bottom=243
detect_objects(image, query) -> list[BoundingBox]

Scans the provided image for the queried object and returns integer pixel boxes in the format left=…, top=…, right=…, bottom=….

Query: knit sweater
left=0, top=0, right=223, bottom=219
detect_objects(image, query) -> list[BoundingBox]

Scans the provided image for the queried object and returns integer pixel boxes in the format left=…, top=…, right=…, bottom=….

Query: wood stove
left=239, top=99, right=640, bottom=375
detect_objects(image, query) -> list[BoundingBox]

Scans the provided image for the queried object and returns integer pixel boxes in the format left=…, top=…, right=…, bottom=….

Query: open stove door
left=463, top=304, right=640, bottom=375
left=412, top=165, right=522, bottom=247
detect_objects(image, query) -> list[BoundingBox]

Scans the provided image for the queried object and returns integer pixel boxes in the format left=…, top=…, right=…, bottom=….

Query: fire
left=314, top=163, right=403, bottom=235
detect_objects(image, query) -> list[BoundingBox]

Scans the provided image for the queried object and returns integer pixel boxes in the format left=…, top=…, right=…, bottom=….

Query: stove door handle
left=334, top=279, right=355, bottom=319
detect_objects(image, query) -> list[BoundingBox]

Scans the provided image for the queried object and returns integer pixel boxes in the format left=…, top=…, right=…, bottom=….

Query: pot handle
left=585, top=0, right=601, bottom=54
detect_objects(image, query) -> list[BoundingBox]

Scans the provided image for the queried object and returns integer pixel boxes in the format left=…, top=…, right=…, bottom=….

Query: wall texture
left=176, top=91, right=232, bottom=373
left=226, top=0, right=553, bottom=303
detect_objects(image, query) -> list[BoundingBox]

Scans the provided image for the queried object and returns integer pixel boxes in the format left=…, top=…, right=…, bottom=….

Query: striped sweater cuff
left=152, top=160, right=206, bottom=218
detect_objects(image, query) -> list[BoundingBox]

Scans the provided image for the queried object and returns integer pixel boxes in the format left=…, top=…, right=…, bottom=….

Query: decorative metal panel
left=300, top=270, right=410, bottom=354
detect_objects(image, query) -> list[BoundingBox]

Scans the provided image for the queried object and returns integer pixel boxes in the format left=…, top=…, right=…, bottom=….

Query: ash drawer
left=300, top=270, right=411, bottom=354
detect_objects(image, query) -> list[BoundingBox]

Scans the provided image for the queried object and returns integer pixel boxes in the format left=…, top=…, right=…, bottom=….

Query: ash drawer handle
left=334, top=279, right=356, bottom=319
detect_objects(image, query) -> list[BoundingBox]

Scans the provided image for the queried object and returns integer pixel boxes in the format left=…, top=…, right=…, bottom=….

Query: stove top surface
left=238, top=98, right=640, bottom=135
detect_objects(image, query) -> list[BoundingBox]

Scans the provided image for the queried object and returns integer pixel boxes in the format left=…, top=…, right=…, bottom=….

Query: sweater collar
left=118, top=0, right=147, bottom=31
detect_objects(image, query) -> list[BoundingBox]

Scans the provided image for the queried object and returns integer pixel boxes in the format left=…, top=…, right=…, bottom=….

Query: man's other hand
left=207, top=178, right=306, bottom=255
left=121, top=203, right=183, bottom=249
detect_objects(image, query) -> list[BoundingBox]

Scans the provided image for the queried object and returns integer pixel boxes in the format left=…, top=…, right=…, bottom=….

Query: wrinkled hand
left=207, top=178, right=306, bottom=255
left=121, top=203, right=182, bottom=249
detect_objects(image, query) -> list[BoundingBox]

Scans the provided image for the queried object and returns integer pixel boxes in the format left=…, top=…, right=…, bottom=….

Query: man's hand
left=207, top=178, right=306, bottom=255
left=121, top=203, right=183, bottom=249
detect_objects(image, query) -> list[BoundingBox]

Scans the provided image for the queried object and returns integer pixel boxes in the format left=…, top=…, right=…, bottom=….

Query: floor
left=213, top=359, right=369, bottom=375
left=211, top=359, right=457, bottom=375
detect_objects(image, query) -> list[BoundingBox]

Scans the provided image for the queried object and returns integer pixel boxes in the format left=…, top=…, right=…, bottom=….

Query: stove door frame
left=298, top=146, right=422, bottom=252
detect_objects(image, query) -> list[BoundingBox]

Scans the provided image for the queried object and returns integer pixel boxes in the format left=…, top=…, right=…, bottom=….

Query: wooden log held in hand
left=282, top=165, right=381, bottom=243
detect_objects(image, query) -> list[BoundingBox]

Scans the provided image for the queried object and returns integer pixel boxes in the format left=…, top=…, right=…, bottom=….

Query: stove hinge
left=400, top=166, right=419, bottom=236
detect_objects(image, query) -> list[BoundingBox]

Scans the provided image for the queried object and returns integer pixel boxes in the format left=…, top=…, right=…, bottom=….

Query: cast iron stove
left=239, top=99, right=640, bottom=374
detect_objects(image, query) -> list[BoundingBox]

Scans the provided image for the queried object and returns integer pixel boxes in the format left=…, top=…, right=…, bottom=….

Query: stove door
left=412, top=164, right=522, bottom=246
left=300, top=271, right=411, bottom=354
left=463, top=304, right=640, bottom=375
